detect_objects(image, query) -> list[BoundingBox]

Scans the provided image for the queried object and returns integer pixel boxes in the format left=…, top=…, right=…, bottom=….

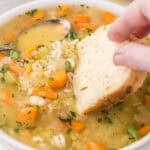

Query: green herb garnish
left=16, top=121, right=23, bottom=127
left=14, top=128, right=20, bottom=134
left=26, top=126, right=37, bottom=130
left=114, top=102, right=124, bottom=111
left=87, top=28, right=92, bottom=35
left=104, top=116, right=113, bottom=124
left=25, top=9, right=38, bottom=16
left=68, top=31, right=78, bottom=40
left=59, top=117, right=72, bottom=123
left=80, top=4, right=85, bottom=7
left=102, top=109, right=109, bottom=115
left=97, top=118, right=102, bottom=123
left=0, top=73, right=4, bottom=81
left=48, top=77, right=54, bottom=81
left=0, top=64, right=9, bottom=73
left=65, top=61, right=72, bottom=72
left=12, top=93, right=15, bottom=98
left=70, top=111, right=76, bottom=117
left=8, top=50, right=20, bottom=60
left=80, top=87, right=88, bottom=91
left=127, top=124, right=138, bottom=140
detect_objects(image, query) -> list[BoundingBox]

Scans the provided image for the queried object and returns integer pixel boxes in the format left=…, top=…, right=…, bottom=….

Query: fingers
left=108, top=0, right=150, bottom=42
left=114, top=42, right=150, bottom=72
left=133, top=25, right=150, bottom=38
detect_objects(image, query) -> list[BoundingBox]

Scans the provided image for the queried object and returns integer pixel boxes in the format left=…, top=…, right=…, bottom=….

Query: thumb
left=114, top=42, right=150, bottom=72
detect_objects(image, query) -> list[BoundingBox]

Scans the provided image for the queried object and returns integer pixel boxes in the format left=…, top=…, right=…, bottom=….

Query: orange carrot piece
left=24, top=45, right=39, bottom=59
left=71, top=120, right=86, bottom=132
left=32, top=86, right=57, bottom=100
left=87, top=142, right=105, bottom=150
left=31, top=10, right=44, bottom=21
left=145, top=96, right=150, bottom=108
left=3, top=29, right=17, bottom=43
left=73, top=14, right=90, bottom=23
left=72, top=22, right=95, bottom=31
left=25, top=63, right=33, bottom=75
left=0, top=53, right=4, bottom=61
left=47, top=70, right=67, bottom=89
left=20, top=19, right=35, bottom=29
left=101, top=11, right=115, bottom=24
left=9, top=64, right=25, bottom=76
left=17, top=107, right=38, bottom=126
left=57, top=6, right=70, bottom=16
left=138, top=125, right=150, bottom=137
left=3, top=89, right=15, bottom=105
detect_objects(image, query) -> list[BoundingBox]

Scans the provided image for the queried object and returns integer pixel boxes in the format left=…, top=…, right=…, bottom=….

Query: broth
left=0, top=4, right=149, bottom=150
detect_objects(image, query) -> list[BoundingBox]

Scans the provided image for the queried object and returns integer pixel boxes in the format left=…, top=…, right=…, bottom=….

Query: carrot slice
left=101, top=11, right=115, bottom=24
left=0, top=53, right=4, bottom=61
left=17, top=107, right=38, bottom=126
left=20, top=19, right=35, bottom=29
left=57, top=6, right=70, bottom=16
left=72, top=22, right=95, bottom=31
left=73, top=14, right=90, bottom=23
left=3, top=29, right=18, bottom=43
left=9, top=64, right=25, bottom=76
left=24, top=45, right=39, bottom=59
left=47, top=70, right=67, bottom=89
left=31, top=10, right=44, bottom=21
left=32, top=86, right=57, bottom=100
left=71, top=120, right=85, bottom=132
left=145, top=96, right=150, bottom=108
left=87, top=142, right=105, bottom=150
left=138, top=125, right=150, bottom=137
left=3, top=89, right=15, bottom=105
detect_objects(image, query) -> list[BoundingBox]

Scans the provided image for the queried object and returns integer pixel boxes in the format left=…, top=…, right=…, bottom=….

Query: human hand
left=108, top=0, right=150, bottom=72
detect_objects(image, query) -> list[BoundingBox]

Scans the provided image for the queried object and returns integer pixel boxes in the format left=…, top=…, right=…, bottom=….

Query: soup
left=0, top=4, right=150, bottom=150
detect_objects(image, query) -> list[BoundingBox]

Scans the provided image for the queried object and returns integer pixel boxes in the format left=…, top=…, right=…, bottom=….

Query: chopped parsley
left=67, top=31, right=78, bottom=40
left=87, top=28, right=92, bottom=35
left=65, top=61, right=72, bottom=72
left=0, top=64, right=9, bottom=73
left=59, top=117, right=72, bottom=124
left=127, top=124, right=138, bottom=140
left=0, top=73, right=4, bottom=81
left=104, top=116, right=113, bottom=124
left=97, top=118, right=102, bottom=123
left=114, top=102, right=124, bottom=111
left=14, top=128, right=20, bottom=134
left=48, top=77, right=54, bottom=81
left=16, top=121, right=23, bottom=127
left=12, top=93, right=15, bottom=98
left=102, top=109, right=109, bottom=115
left=80, top=87, right=88, bottom=91
left=26, top=126, right=37, bottom=130
left=70, top=111, right=76, bottom=117
left=25, top=9, right=38, bottom=16
left=8, top=50, right=20, bottom=60
left=80, top=4, right=85, bottom=7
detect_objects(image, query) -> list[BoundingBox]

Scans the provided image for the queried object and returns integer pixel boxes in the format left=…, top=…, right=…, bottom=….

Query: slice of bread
left=73, top=26, right=147, bottom=114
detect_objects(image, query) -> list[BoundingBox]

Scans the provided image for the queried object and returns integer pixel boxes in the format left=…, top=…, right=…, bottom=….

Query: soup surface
left=0, top=5, right=150, bottom=150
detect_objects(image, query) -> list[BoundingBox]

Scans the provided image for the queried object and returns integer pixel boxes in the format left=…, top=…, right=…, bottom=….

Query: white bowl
left=0, top=0, right=149, bottom=149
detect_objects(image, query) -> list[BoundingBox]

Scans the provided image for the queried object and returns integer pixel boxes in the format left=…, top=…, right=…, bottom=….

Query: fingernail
left=114, top=54, right=123, bottom=65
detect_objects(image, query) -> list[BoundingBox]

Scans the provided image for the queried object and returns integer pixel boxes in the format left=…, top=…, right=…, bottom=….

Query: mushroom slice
left=16, top=19, right=71, bottom=52
left=0, top=44, right=15, bottom=52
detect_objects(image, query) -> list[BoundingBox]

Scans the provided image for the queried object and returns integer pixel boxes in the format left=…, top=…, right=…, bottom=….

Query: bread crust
left=81, top=71, right=146, bottom=114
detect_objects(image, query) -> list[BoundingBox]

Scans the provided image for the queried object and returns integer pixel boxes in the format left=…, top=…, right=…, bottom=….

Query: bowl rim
left=0, top=0, right=149, bottom=150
